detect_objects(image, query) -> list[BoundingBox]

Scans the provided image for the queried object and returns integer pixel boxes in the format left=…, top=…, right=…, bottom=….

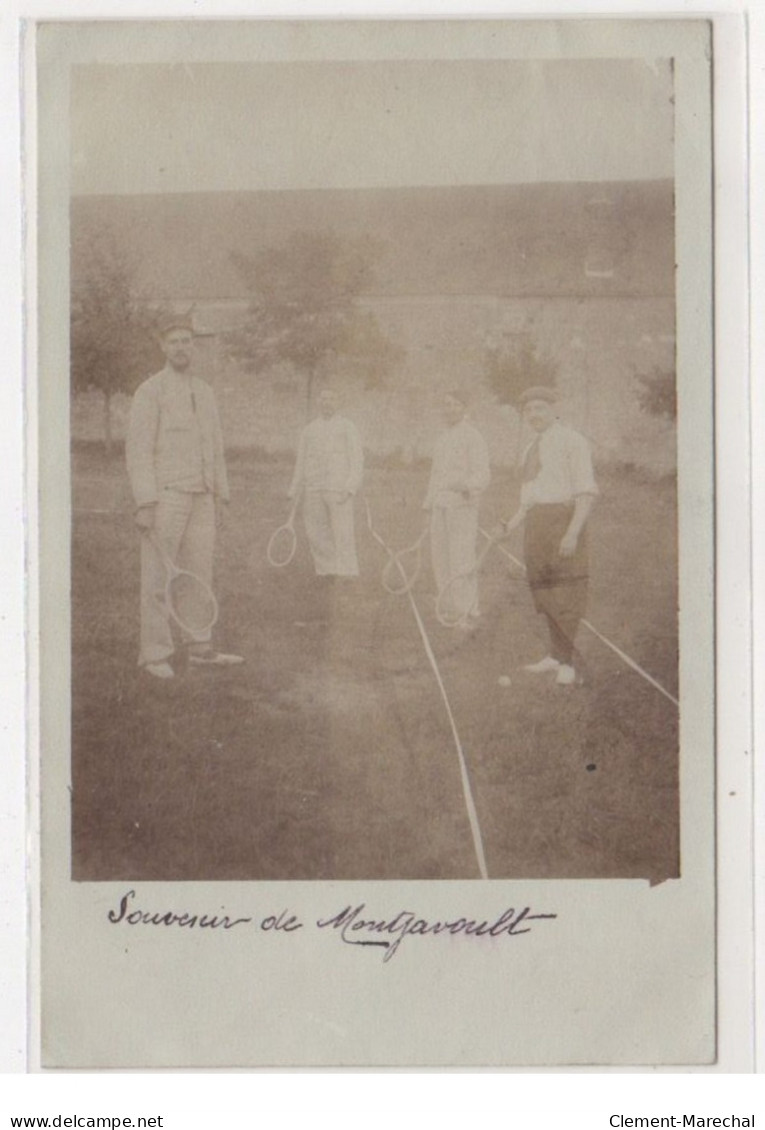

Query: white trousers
left=430, top=503, right=480, bottom=619
left=303, top=490, right=359, bottom=576
left=138, top=489, right=215, bottom=666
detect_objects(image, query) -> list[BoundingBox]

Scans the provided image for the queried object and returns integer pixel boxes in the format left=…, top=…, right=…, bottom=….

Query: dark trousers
left=524, top=504, right=589, bottom=665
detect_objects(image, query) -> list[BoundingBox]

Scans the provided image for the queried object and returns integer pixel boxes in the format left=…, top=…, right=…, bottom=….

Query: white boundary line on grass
left=479, top=529, right=680, bottom=709
left=365, top=501, right=489, bottom=880
left=405, top=589, right=489, bottom=881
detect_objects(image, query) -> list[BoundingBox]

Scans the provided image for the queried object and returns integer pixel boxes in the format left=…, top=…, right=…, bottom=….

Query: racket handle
left=286, top=485, right=304, bottom=522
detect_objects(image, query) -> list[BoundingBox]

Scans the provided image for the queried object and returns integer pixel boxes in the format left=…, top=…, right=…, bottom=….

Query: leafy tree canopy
left=483, top=332, right=557, bottom=406
left=71, top=227, right=164, bottom=396
left=634, top=366, right=676, bottom=422
left=225, top=231, right=402, bottom=405
left=71, top=225, right=167, bottom=449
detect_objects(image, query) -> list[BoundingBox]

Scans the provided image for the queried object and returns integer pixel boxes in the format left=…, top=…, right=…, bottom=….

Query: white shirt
left=424, top=418, right=491, bottom=509
left=520, top=422, right=598, bottom=508
left=289, top=414, right=364, bottom=495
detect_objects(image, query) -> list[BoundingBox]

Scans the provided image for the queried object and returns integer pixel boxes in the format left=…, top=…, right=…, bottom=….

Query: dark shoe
left=188, top=650, right=244, bottom=667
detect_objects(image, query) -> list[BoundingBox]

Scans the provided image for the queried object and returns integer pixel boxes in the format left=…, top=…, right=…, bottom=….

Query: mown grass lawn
left=71, top=445, right=678, bottom=883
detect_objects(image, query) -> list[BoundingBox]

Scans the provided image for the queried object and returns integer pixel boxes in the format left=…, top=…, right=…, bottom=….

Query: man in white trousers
left=126, top=313, right=243, bottom=678
left=424, top=390, right=491, bottom=624
left=289, top=386, right=364, bottom=582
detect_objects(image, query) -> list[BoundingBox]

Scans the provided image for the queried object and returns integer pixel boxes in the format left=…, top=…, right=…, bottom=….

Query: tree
left=224, top=231, right=402, bottom=413
left=482, top=332, right=558, bottom=466
left=71, top=225, right=164, bottom=453
left=635, top=366, right=676, bottom=422
left=335, top=309, right=405, bottom=390
left=483, top=331, right=557, bottom=406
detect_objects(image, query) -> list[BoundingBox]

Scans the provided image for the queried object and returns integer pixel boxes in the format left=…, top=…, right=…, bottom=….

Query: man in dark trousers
left=497, top=386, right=598, bottom=686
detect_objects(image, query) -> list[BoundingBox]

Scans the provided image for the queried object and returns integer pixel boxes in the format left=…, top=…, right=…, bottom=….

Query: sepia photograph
left=37, top=19, right=718, bottom=1068
left=69, top=55, right=679, bottom=884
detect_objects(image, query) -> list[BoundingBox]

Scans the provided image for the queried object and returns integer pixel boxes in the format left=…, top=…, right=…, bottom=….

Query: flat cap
left=518, top=384, right=559, bottom=406
left=445, top=387, right=471, bottom=406
left=156, top=311, right=195, bottom=337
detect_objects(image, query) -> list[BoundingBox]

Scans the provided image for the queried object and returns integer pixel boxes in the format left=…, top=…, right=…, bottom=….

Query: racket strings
left=267, top=524, right=298, bottom=568
left=364, top=500, right=427, bottom=595
left=167, top=571, right=218, bottom=636
left=435, top=537, right=499, bottom=628
left=265, top=493, right=301, bottom=568
left=435, top=573, right=478, bottom=627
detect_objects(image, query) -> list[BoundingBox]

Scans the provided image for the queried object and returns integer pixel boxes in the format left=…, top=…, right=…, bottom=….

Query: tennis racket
left=266, top=493, right=301, bottom=568
left=435, top=534, right=500, bottom=628
left=364, top=500, right=428, bottom=596
left=145, top=532, right=219, bottom=637
left=435, top=511, right=526, bottom=627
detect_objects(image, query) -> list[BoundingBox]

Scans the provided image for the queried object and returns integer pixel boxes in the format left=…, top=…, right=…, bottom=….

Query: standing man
left=288, top=386, right=364, bottom=581
left=505, top=385, right=598, bottom=686
left=126, top=313, right=243, bottom=678
left=424, top=390, right=491, bottom=624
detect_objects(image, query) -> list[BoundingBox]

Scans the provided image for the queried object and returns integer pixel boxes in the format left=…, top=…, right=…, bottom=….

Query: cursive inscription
left=106, top=891, right=559, bottom=961
left=108, top=889, right=252, bottom=930
left=316, top=903, right=557, bottom=962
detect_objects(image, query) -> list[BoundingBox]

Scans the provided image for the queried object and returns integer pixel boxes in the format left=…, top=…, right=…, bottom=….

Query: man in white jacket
left=424, top=391, right=491, bottom=624
left=289, top=387, right=364, bottom=579
left=126, top=313, right=243, bottom=678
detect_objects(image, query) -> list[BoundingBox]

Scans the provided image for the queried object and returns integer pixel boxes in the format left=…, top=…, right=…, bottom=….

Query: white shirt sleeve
left=289, top=428, right=307, bottom=498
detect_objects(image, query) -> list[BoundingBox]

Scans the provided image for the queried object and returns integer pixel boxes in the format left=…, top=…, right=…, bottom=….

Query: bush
left=635, top=367, right=676, bottom=422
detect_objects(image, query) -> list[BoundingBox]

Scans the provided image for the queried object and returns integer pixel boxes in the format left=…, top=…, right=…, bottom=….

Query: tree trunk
left=304, top=367, right=316, bottom=423
left=515, top=406, right=524, bottom=469
left=103, top=391, right=113, bottom=457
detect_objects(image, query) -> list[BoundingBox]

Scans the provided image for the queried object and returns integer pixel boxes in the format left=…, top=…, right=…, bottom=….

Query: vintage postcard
left=36, top=19, right=716, bottom=1067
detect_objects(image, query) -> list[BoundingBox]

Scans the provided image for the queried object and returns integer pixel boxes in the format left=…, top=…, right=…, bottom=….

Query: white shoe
left=189, top=650, right=245, bottom=667
left=145, top=662, right=174, bottom=679
left=523, top=656, right=560, bottom=674
left=555, top=664, right=576, bottom=686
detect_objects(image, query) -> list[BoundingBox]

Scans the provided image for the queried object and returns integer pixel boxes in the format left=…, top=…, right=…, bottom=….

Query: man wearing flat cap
left=499, top=385, right=597, bottom=685
left=424, top=390, right=491, bottom=625
left=126, top=313, right=243, bottom=677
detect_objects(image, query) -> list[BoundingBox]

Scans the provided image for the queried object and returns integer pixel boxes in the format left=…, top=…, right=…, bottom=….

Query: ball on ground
left=497, top=675, right=512, bottom=687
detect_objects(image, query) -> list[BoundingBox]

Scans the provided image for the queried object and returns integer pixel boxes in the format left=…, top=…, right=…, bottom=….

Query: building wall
left=73, top=293, right=676, bottom=474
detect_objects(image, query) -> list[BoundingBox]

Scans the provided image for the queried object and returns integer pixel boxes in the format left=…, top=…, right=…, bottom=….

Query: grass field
left=71, top=445, right=679, bottom=883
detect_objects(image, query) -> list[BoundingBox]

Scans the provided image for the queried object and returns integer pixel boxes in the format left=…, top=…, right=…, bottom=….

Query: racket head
left=166, top=569, right=219, bottom=637
left=381, top=544, right=422, bottom=595
left=435, top=571, right=477, bottom=628
left=267, top=523, right=298, bottom=568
